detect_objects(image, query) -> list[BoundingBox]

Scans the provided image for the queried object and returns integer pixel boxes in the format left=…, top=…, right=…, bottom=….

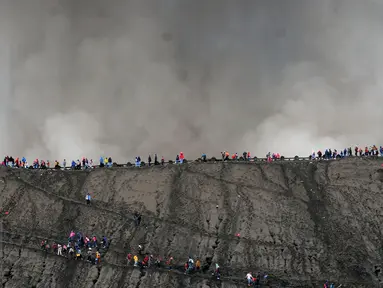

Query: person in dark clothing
left=148, top=155, right=152, bottom=166
left=138, top=244, right=143, bottom=255
left=154, top=154, right=158, bottom=165
left=161, top=156, right=164, bottom=165
left=254, top=272, right=260, bottom=287
left=134, top=212, right=142, bottom=227
left=155, top=256, right=161, bottom=268
left=101, top=236, right=109, bottom=248
left=213, top=263, right=221, bottom=280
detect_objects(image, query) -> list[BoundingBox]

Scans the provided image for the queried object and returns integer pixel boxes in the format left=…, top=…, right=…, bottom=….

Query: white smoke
left=0, top=0, right=382, bottom=162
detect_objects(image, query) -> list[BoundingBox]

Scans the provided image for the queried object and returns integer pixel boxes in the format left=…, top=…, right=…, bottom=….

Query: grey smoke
left=0, top=0, right=382, bottom=162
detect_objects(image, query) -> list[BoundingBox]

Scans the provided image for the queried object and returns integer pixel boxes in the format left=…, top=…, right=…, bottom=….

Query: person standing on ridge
left=148, top=155, right=152, bottom=166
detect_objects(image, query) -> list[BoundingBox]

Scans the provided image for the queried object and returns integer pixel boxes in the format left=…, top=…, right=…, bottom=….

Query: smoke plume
left=0, top=0, right=382, bottom=162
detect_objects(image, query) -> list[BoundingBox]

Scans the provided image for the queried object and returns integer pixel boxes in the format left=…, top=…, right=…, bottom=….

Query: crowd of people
left=309, top=145, right=383, bottom=160
left=125, top=252, right=260, bottom=284
left=39, top=234, right=271, bottom=286
left=40, top=230, right=109, bottom=265
left=34, top=209, right=338, bottom=286
left=2, top=145, right=382, bottom=170
left=34, top=209, right=275, bottom=286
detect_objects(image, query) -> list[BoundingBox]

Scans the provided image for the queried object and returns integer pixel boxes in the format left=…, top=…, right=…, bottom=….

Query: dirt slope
left=1, top=158, right=383, bottom=287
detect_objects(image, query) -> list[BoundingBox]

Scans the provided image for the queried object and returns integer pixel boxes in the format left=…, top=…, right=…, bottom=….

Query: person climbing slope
left=142, top=254, right=149, bottom=267
left=62, top=245, right=67, bottom=256
left=213, top=263, right=220, bottom=280
left=41, top=240, right=47, bottom=250
left=92, top=235, right=98, bottom=248
left=57, top=244, right=62, bottom=256
left=166, top=256, right=174, bottom=270
left=101, top=236, right=109, bottom=248
left=246, top=272, right=254, bottom=286
left=127, top=253, right=132, bottom=265
left=85, top=193, right=91, bottom=205
left=69, top=247, right=74, bottom=258
left=195, top=259, right=201, bottom=270
left=184, top=261, right=189, bottom=274
left=96, top=251, right=101, bottom=264
left=155, top=256, right=161, bottom=268
left=134, top=212, right=141, bottom=227
left=87, top=248, right=93, bottom=263
left=186, top=256, right=194, bottom=274
left=76, top=249, right=82, bottom=260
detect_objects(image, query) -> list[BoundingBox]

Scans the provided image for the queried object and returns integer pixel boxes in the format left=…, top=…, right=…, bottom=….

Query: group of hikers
left=37, top=229, right=271, bottom=285
left=125, top=252, right=223, bottom=280
left=2, top=145, right=382, bottom=169
left=40, top=231, right=109, bottom=265
left=126, top=249, right=272, bottom=286
left=309, top=145, right=383, bottom=160
left=134, top=152, right=185, bottom=167
left=34, top=208, right=338, bottom=286
left=0, top=156, right=104, bottom=169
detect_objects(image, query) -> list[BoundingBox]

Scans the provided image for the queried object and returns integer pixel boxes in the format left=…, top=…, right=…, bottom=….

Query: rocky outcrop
left=1, top=158, right=383, bottom=287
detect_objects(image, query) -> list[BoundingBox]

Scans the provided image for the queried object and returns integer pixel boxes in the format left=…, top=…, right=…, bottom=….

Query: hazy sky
left=0, top=0, right=382, bottom=161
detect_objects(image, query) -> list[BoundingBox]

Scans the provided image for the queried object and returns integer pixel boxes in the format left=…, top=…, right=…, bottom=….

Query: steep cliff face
left=1, top=158, right=383, bottom=287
